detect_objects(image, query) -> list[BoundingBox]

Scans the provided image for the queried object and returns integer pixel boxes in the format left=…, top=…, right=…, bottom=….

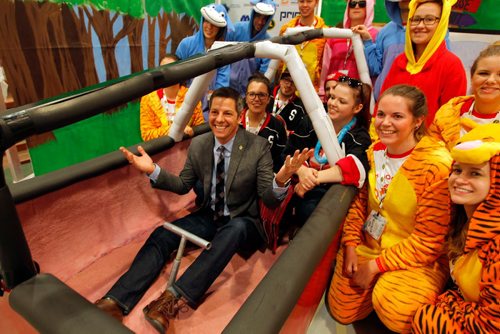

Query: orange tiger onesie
left=140, top=86, right=204, bottom=141
left=412, top=125, right=500, bottom=334
left=327, top=136, right=452, bottom=333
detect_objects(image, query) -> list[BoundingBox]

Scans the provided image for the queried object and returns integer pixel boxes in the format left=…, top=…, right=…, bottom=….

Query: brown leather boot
left=95, top=297, right=124, bottom=322
left=143, top=290, right=180, bottom=333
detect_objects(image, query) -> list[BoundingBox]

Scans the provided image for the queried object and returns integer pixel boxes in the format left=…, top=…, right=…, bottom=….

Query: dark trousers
left=106, top=209, right=260, bottom=312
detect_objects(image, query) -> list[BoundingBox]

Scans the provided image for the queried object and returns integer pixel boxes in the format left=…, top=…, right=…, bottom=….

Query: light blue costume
left=363, top=0, right=406, bottom=100
left=226, top=0, right=276, bottom=95
left=175, top=4, right=233, bottom=91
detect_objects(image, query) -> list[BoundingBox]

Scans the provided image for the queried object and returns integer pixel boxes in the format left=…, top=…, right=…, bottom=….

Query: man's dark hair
left=209, top=87, right=243, bottom=115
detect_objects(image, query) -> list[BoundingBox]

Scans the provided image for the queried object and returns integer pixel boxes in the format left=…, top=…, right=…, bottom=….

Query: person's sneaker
left=95, top=297, right=124, bottom=322
left=143, top=290, right=180, bottom=333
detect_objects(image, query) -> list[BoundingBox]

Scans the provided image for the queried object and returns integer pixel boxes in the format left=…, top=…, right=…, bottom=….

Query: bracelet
left=375, top=257, right=386, bottom=273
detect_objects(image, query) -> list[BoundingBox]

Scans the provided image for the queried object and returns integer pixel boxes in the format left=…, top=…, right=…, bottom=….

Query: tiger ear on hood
left=452, top=123, right=500, bottom=165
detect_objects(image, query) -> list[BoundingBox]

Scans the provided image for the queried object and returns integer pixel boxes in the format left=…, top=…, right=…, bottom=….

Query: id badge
left=363, top=210, right=387, bottom=241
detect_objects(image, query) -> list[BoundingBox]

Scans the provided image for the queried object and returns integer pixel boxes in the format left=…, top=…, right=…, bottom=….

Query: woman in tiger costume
left=327, top=85, right=452, bottom=333
left=429, top=43, right=500, bottom=150
left=412, top=123, right=500, bottom=334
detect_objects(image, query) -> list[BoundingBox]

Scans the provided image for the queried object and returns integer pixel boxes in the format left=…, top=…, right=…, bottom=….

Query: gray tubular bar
left=9, top=273, right=133, bottom=334
left=0, top=44, right=255, bottom=151
left=224, top=184, right=357, bottom=334
left=8, top=123, right=210, bottom=204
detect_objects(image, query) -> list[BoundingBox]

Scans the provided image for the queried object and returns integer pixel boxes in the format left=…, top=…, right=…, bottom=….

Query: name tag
left=363, top=210, right=387, bottom=241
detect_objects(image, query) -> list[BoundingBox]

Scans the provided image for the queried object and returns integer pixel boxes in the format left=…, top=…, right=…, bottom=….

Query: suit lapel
left=226, top=129, right=246, bottom=196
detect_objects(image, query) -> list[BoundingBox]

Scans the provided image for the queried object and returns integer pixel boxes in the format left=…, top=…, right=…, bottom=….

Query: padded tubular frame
left=9, top=273, right=133, bottom=334
left=0, top=43, right=255, bottom=289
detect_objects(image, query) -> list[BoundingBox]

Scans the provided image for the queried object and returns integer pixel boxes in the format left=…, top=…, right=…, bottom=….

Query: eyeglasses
left=409, top=15, right=440, bottom=26
left=348, top=0, right=366, bottom=9
left=338, top=76, right=363, bottom=88
left=247, top=92, right=269, bottom=100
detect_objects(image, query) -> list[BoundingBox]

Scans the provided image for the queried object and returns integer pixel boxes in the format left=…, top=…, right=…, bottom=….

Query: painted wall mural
left=0, top=0, right=208, bottom=174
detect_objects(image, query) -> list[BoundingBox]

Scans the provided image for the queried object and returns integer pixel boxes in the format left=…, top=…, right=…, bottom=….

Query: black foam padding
left=224, top=184, right=356, bottom=334
left=9, top=273, right=133, bottom=334
left=9, top=123, right=211, bottom=204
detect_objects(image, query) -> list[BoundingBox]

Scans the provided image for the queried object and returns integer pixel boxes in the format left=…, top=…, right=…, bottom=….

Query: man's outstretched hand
left=120, top=146, right=155, bottom=174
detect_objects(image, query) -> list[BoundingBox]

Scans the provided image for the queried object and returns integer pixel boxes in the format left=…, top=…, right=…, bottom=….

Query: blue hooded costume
left=363, top=0, right=407, bottom=100
left=175, top=4, right=233, bottom=90
left=226, top=0, right=276, bottom=95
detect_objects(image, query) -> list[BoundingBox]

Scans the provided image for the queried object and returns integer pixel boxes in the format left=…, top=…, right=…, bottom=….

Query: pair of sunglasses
left=338, top=76, right=363, bottom=88
left=337, top=76, right=364, bottom=103
left=349, top=0, right=367, bottom=8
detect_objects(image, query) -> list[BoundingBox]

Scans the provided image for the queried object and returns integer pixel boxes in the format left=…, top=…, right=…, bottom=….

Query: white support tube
left=282, top=26, right=315, bottom=36
left=285, top=28, right=375, bottom=116
left=264, top=59, right=280, bottom=82
left=169, top=41, right=238, bottom=142
left=321, top=27, right=354, bottom=39
left=168, top=70, right=215, bottom=142
left=351, top=33, right=376, bottom=116
left=255, top=41, right=344, bottom=163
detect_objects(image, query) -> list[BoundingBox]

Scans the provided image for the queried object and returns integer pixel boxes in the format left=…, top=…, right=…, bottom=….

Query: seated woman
left=140, top=55, right=204, bottom=141
left=327, top=85, right=452, bottom=333
left=285, top=76, right=371, bottom=229
left=429, top=43, right=500, bottom=150
left=240, top=73, right=287, bottom=172
left=380, top=0, right=466, bottom=125
left=412, top=123, right=500, bottom=334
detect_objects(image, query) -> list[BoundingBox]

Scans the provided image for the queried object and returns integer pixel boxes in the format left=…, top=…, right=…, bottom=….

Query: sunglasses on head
left=338, top=76, right=363, bottom=88
left=349, top=0, right=367, bottom=8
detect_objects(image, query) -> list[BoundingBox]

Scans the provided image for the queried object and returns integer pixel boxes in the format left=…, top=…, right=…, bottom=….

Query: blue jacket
left=227, top=4, right=275, bottom=95
left=363, top=0, right=406, bottom=100
left=175, top=4, right=231, bottom=90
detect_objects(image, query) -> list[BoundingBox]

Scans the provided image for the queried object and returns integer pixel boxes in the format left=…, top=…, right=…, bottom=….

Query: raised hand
left=120, top=145, right=155, bottom=174
left=276, top=148, right=314, bottom=185
left=351, top=24, right=372, bottom=42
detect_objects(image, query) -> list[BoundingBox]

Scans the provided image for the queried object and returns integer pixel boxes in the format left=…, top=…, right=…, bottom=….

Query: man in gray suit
left=95, top=87, right=311, bottom=333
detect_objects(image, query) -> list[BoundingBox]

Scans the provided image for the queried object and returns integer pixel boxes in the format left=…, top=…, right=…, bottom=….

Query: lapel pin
left=239, top=145, right=243, bottom=150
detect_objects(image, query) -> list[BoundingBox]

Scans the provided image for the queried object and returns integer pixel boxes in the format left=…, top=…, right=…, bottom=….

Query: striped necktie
left=214, top=146, right=225, bottom=220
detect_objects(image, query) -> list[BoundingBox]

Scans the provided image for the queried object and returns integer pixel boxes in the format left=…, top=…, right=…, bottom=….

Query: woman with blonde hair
left=429, top=43, right=500, bottom=150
